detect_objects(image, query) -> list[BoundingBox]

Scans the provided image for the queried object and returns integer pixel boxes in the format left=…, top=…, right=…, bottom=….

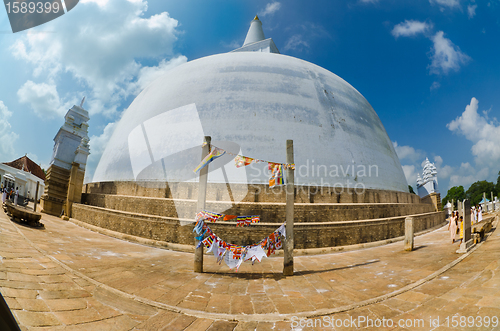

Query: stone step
left=84, top=181, right=422, bottom=204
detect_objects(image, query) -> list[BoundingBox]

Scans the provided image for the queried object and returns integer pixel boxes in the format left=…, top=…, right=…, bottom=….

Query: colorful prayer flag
left=193, top=147, right=226, bottom=172
left=235, top=215, right=260, bottom=227
left=234, top=155, right=254, bottom=168
left=196, top=210, right=223, bottom=223
left=269, top=163, right=284, bottom=188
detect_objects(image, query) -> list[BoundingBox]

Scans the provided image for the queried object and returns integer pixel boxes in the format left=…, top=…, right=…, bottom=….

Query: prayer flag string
left=193, top=211, right=286, bottom=272
left=193, top=144, right=295, bottom=188
left=195, top=211, right=259, bottom=226
left=194, top=144, right=295, bottom=173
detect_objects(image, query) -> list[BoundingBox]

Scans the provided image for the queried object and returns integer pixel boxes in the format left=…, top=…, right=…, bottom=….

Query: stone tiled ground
left=1, top=207, right=498, bottom=330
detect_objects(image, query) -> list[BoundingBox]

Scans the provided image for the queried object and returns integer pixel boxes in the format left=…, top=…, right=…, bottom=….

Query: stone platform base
left=72, top=203, right=446, bottom=249
left=40, top=196, right=64, bottom=217
left=456, top=239, right=475, bottom=253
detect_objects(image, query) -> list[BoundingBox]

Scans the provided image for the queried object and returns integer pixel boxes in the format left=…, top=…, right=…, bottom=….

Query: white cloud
left=260, top=2, right=281, bottom=17
left=402, top=165, right=417, bottom=186
left=17, top=81, right=65, bottom=118
left=283, top=22, right=330, bottom=53
left=449, top=163, right=489, bottom=188
left=430, top=81, right=441, bottom=90
left=393, top=141, right=423, bottom=163
left=392, top=20, right=432, bottom=38
left=10, top=0, right=183, bottom=117
left=433, top=155, right=453, bottom=180
left=0, top=101, right=19, bottom=161
left=439, top=164, right=454, bottom=180
left=85, top=121, right=117, bottom=183
left=429, top=0, right=461, bottom=10
left=434, top=155, right=443, bottom=167
left=468, top=4, right=478, bottom=18
left=283, top=34, right=309, bottom=51
left=447, top=97, right=500, bottom=167
left=359, top=0, right=379, bottom=3
left=392, top=21, right=470, bottom=76
left=429, top=31, right=470, bottom=75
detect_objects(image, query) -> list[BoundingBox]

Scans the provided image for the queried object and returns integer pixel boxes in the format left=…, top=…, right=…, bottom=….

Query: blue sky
left=1, top=0, right=499, bottom=193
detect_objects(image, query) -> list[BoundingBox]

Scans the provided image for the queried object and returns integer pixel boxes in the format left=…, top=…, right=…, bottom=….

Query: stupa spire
left=243, top=15, right=265, bottom=46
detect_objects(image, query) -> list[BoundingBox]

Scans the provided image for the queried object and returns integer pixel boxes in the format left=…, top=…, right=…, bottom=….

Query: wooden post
left=194, top=136, right=211, bottom=273
left=283, top=140, right=294, bottom=276
left=33, top=181, right=40, bottom=212
left=404, top=217, right=414, bottom=251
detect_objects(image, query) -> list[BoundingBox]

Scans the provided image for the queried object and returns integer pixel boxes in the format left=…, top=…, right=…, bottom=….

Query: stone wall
left=421, top=192, right=442, bottom=212
left=75, top=181, right=441, bottom=249
left=72, top=203, right=445, bottom=249
left=81, top=193, right=434, bottom=223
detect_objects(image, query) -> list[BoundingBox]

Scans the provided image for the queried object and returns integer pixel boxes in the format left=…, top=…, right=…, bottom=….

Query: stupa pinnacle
left=243, top=15, right=265, bottom=46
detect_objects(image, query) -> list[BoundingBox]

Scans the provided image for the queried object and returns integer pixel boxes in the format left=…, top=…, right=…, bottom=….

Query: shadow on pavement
left=203, top=260, right=380, bottom=280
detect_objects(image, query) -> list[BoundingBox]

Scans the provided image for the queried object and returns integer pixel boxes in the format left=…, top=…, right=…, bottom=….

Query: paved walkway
left=0, top=207, right=499, bottom=330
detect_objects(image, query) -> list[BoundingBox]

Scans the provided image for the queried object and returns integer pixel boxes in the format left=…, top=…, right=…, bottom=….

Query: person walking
left=1, top=187, right=6, bottom=204
left=459, top=216, right=464, bottom=243
left=448, top=212, right=457, bottom=244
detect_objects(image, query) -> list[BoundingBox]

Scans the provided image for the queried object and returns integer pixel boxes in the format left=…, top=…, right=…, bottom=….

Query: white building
left=0, top=155, right=46, bottom=200
left=416, top=158, right=438, bottom=199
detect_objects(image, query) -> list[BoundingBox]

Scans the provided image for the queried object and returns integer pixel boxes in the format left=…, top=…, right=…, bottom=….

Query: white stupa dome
left=93, top=18, right=408, bottom=192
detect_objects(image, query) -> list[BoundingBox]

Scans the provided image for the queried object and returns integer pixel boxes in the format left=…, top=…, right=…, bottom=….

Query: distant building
left=416, top=158, right=441, bottom=211
left=0, top=155, right=46, bottom=200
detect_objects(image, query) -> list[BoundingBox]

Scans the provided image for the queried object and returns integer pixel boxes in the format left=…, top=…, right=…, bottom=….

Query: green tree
left=466, top=180, right=495, bottom=206
left=408, top=185, right=416, bottom=194
left=442, top=186, right=466, bottom=208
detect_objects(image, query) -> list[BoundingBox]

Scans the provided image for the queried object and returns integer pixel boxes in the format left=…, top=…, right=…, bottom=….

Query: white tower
left=41, top=100, right=90, bottom=217
left=416, top=158, right=438, bottom=198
